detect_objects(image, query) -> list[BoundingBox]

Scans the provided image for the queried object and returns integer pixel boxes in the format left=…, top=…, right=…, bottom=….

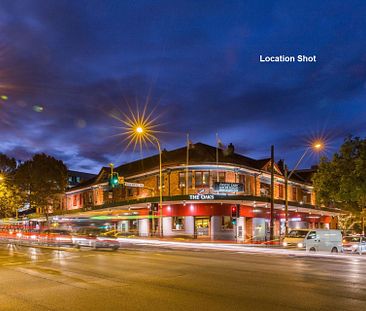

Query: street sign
left=124, top=182, right=144, bottom=188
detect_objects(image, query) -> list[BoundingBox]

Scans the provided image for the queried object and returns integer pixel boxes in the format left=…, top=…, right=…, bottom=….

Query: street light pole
left=283, top=141, right=323, bottom=235
left=153, top=137, right=163, bottom=238
left=284, top=148, right=309, bottom=235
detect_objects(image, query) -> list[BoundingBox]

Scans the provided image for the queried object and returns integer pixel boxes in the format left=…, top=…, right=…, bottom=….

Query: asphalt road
left=0, top=242, right=365, bottom=311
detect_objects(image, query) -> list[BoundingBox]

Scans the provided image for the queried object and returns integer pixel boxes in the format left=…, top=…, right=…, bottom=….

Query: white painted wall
left=252, top=218, right=266, bottom=241
left=139, top=219, right=150, bottom=237
left=185, top=216, right=195, bottom=236
left=162, top=217, right=174, bottom=236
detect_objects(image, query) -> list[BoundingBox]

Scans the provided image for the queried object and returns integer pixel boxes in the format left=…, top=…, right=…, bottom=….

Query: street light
left=132, top=125, right=163, bottom=237
left=116, top=106, right=164, bottom=237
left=283, top=140, right=324, bottom=235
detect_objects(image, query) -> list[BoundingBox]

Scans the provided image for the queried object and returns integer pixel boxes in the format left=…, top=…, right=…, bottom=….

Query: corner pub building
left=64, top=143, right=339, bottom=242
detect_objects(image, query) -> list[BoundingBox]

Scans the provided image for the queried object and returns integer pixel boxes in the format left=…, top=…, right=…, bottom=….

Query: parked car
left=342, top=236, right=366, bottom=255
left=283, top=229, right=310, bottom=248
left=283, top=229, right=343, bottom=253
left=72, top=228, right=120, bottom=250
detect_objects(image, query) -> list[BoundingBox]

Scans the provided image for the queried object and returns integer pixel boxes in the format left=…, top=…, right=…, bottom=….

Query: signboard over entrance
left=214, top=182, right=244, bottom=193
left=189, top=194, right=215, bottom=200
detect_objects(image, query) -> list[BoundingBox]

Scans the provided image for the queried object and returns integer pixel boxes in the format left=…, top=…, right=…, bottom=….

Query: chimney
left=227, top=143, right=235, bottom=155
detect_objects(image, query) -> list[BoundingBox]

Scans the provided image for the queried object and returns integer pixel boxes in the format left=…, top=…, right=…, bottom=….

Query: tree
left=312, top=136, right=366, bottom=233
left=15, top=153, right=68, bottom=220
left=0, top=154, right=24, bottom=218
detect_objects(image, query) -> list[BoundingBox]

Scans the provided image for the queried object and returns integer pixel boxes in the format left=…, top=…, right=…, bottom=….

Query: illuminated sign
left=189, top=194, right=215, bottom=200
left=214, top=182, right=244, bottom=193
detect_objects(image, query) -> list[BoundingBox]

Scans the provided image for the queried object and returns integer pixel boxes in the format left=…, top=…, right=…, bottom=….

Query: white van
left=283, top=229, right=342, bottom=253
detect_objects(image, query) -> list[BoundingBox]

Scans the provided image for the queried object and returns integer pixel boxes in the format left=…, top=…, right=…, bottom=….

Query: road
left=0, top=242, right=365, bottom=311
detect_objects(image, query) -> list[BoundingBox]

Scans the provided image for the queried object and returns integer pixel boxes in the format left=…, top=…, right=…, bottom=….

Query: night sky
left=1, top=0, right=366, bottom=173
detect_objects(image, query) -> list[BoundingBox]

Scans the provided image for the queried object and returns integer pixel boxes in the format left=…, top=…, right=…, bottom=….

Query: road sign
left=124, top=182, right=144, bottom=188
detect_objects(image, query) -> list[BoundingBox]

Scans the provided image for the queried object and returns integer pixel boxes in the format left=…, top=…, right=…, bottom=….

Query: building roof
left=112, top=143, right=275, bottom=177
left=68, top=170, right=96, bottom=180
left=291, top=168, right=317, bottom=184
left=69, top=142, right=311, bottom=191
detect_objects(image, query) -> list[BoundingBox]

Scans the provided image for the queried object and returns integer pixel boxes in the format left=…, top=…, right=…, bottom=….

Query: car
left=39, top=229, right=74, bottom=246
left=305, top=230, right=343, bottom=253
left=282, top=229, right=310, bottom=248
left=342, top=236, right=366, bottom=255
left=72, top=228, right=120, bottom=250
left=283, top=229, right=343, bottom=253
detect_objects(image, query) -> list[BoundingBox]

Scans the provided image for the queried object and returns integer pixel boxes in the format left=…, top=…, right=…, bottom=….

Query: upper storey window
left=195, top=171, right=209, bottom=187
left=212, top=171, right=225, bottom=183
left=179, top=171, right=192, bottom=188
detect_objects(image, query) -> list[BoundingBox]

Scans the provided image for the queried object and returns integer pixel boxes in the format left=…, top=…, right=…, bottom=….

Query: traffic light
left=109, top=172, right=119, bottom=188
left=118, top=176, right=125, bottom=185
left=231, top=206, right=237, bottom=218
left=231, top=205, right=240, bottom=225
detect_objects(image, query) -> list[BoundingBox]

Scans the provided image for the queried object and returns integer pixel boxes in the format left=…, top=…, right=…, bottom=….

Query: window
left=212, top=172, right=225, bottom=183
left=278, top=184, right=284, bottom=198
left=292, top=187, right=297, bottom=201
left=238, top=174, right=246, bottom=192
left=195, top=171, right=209, bottom=187
left=76, top=176, right=81, bottom=183
left=303, top=191, right=311, bottom=203
left=260, top=182, right=270, bottom=197
left=73, top=195, right=77, bottom=206
left=222, top=216, right=233, bottom=230
left=179, top=171, right=192, bottom=188
left=172, top=217, right=185, bottom=230
left=307, top=231, right=317, bottom=240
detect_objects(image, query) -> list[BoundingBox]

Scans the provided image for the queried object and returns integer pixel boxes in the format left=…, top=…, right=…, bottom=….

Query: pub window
left=292, top=187, right=297, bottom=201
left=195, top=171, right=209, bottom=187
left=238, top=174, right=246, bottom=192
left=278, top=184, right=284, bottom=198
left=245, top=175, right=251, bottom=194
left=222, top=216, right=233, bottom=230
left=202, top=171, right=209, bottom=186
left=172, top=216, right=185, bottom=230
left=212, top=171, right=225, bottom=183
left=260, top=182, right=270, bottom=197
left=73, top=195, right=77, bottom=206
left=179, top=171, right=192, bottom=188
left=303, top=191, right=311, bottom=203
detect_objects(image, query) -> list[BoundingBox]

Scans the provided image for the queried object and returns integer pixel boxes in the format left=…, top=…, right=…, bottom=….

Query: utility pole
left=283, top=162, right=289, bottom=236
left=270, top=145, right=275, bottom=242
